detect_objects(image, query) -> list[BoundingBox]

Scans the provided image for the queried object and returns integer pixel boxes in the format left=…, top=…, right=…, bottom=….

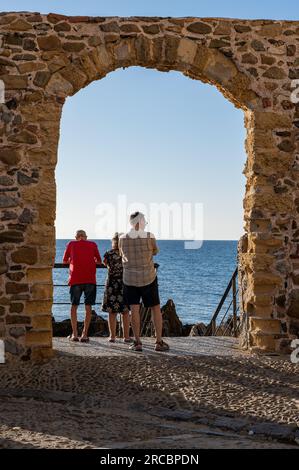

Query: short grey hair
left=76, top=230, right=87, bottom=239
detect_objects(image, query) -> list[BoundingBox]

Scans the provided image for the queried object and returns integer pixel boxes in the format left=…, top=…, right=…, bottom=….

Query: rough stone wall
left=0, top=12, right=299, bottom=360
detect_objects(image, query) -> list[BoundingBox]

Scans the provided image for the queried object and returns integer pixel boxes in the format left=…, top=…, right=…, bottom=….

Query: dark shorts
left=70, top=284, right=96, bottom=306
left=123, top=277, right=160, bottom=308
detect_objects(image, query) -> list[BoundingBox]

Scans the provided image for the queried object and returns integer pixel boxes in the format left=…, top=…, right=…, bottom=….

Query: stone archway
left=0, top=13, right=298, bottom=361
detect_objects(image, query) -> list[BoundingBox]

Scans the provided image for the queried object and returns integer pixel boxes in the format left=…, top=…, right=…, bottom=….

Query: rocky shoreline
left=52, top=299, right=235, bottom=338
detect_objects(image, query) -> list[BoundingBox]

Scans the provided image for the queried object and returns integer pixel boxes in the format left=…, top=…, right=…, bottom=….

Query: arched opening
left=53, top=65, right=247, bottom=338
left=3, top=15, right=294, bottom=361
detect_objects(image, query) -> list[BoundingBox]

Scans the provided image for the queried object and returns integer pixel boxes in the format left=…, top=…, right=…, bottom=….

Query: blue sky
left=3, top=1, right=299, bottom=239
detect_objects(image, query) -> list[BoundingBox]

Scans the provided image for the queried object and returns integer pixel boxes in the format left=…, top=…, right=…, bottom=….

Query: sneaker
left=155, top=340, right=169, bottom=352
left=123, top=338, right=134, bottom=344
left=129, top=340, right=143, bottom=352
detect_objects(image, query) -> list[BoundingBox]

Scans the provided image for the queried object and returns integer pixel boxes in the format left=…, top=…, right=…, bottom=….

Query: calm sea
left=53, top=240, right=238, bottom=325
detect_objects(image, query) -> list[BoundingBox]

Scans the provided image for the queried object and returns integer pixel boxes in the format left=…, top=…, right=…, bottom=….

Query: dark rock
left=17, top=171, right=38, bottom=185
left=62, top=42, right=85, bottom=52
left=9, top=327, right=25, bottom=338
left=287, top=45, right=296, bottom=56
left=263, top=67, right=287, bottom=79
left=1, top=211, right=18, bottom=221
left=289, top=320, right=299, bottom=336
left=276, top=295, right=286, bottom=308
left=5, top=339, right=25, bottom=356
left=4, top=33, right=23, bottom=46
left=5, top=284, right=29, bottom=295
left=6, top=273, right=24, bottom=282
left=0, top=147, right=21, bottom=166
left=37, top=35, right=62, bottom=51
left=9, top=302, right=24, bottom=312
left=0, top=176, right=14, bottom=187
left=234, top=25, right=251, bottom=33
left=209, top=39, right=230, bottom=48
left=278, top=140, right=295, bottom=153
left=11, top=247, right=38, bottom=265
left=142, top=24, right=160, bottom=35
left=10, top=265, right=23, bottom=271
left=12, top=53, right=36, bottom=61
left=0, top=230, right=24, bottom=244
left=33, top=71, right=51, bottom=88
left=287, top=290, right=299, bottom=319
left=182, top=324, right=193, bottom=336
left=251, top=40, right=265, bottom=51
left=120, top=23, right=140, bottom=33
left=0, top=194, right=18, bottom=208
left=190, top=322, right=207, bottom=336
left=100, top=22, right=119, bottom=33
left=289, top=69, right=299, bottom=79
left=161, top=299, right=183, bottom=336
left=242, top=53, right=258, bottom=64
left=54, top=22, right=71, bottom=32
left=164, top=35, right=180, bottom=63
left=187, top=22, right=212, bottom=35
left=0, top=251, right=7, bottom=275
left=23, top=38, right=37, bottom=51
left=19, top=208, right=34, bottom=224
left=52, top=312, right=109, bottom=337
left=261, top=55, right=276, bottom=65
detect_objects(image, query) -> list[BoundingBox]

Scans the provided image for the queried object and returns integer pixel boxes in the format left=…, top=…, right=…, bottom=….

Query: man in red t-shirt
left=63, top=230, right=102, bottom=342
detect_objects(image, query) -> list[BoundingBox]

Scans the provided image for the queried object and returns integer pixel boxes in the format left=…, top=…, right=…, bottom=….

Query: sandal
left=129, top=340, right=143, bottom=352
left=79, top=336, right=90, bottom=343
left=108, top=338, right=116, bottom=343
left=123, top=338, right=134, bottom=344
left=155, top=340, right=169, bottom=352
left=67, top=335, right=79, bottom=342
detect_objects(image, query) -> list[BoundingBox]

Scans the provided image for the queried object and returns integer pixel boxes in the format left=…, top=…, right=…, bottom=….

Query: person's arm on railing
left=62, top=243, right=70, bottom=264
left=94, top=243, right=102, bottom=265
left=151, top=235, right=159, bottom=256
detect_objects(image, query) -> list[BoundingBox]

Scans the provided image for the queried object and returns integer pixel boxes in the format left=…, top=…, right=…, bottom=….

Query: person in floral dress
left=102, top=233, right=132, bottom=343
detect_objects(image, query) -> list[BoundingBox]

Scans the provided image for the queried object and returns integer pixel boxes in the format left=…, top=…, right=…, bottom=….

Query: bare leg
left=82, top=304, right=92, bottom=338
left=122, top=312, right=130, bottom=340
left=130, top=304, right=141, bottom=343
left=70, top=305, right=78, bottom=338
left=151, top=304, right=163, bottom=343
left=108, top=312, right=117, bottom=340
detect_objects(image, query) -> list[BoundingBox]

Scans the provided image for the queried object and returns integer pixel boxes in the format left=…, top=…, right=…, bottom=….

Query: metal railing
left=53, top=264, right=240, bottom=338
left=53, top=263, right=106, bottom=305
left=52, top=263, right=157, bottom=337
left=204, top=268, right=240, bottom=337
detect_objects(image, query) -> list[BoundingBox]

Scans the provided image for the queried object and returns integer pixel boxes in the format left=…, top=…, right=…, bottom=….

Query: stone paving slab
left=0, top=336, right=297, bottom=449
left=53, top=336, right=249, bottom=358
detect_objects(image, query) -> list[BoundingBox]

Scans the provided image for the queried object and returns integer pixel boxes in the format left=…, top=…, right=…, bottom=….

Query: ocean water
left=52, top=240, right=237, bottom=324
left=53, top=240, right=238, bottom=325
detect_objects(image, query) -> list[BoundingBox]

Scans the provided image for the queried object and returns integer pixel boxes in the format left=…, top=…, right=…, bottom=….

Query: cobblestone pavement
left=0, top=337, right=298, bottom=449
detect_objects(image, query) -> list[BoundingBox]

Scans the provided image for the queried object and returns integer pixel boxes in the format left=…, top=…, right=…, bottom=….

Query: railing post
left=212, top=319, right=216, bottom=335
left=232, top=273, right=237, bottom=337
